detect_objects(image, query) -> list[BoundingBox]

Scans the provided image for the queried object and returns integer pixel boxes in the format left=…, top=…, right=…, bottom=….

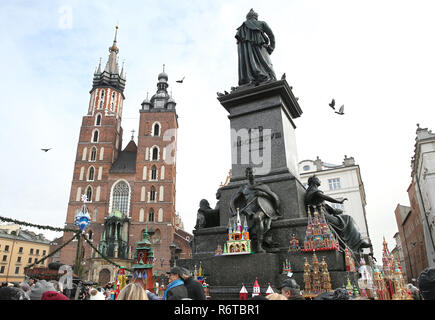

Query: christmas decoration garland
left=82, top=235, right=133, bottom=273
left=0, top=215, right=78, bottom=233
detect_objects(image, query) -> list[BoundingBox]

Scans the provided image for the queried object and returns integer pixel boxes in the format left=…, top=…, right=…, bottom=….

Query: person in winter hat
left=163, top=267, right=188, bottom=300
left=179, top=267, right=206, bottom=300
left=29, top=279, right=56, bottom=300
left=41, top=291, right=70, bottom=300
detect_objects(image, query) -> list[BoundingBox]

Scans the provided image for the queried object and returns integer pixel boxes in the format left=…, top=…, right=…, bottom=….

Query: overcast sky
left=1, top=0, right=435, bottom=261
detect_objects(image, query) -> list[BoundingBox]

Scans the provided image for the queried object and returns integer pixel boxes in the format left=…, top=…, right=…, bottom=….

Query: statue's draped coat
left=236, top=19, right=276, bottom=85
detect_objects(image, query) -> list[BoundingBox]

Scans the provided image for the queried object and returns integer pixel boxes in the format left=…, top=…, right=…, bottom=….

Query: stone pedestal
left=217, top=80, right=306, bottom=228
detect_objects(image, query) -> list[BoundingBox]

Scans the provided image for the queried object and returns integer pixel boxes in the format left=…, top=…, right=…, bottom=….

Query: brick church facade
left=59, top=27, right=192, bottom=284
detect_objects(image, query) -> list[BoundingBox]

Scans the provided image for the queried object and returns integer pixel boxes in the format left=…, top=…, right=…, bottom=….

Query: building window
left=2, top=255, right=7, bottom=262
left=92, top=130, right=99, bottom=143
left=15, top=267, right=19, bottom=274
left=99, top=100, right=104, bottom=109
left=86, top=186, right=93, bottom=202
left=4, top=245, right=9, bottom=252
left=111, top=181, right=130, bottom=216
left=29, top=248, right=34, bottom=255
left=149, top=209, right=155, bottom=222
left=95, top=114, right=102, bottom=126
left=150, top=186, right=156, bottom=202
left=0, top=266, right=4, bottom=274
left=139, top=208, right=145, bottom=222
left=88, top=167, right=95, bottom=181
left=93, top=208, right=98, bottom=222
left=160, top=166, right=165, bottom=180
left=88, top=231, right=93, bottom=240
left=328, top=178, right=341, bottom=191
left=151, top=166, right=157, bottom=180
left=100, top=90, right=105, bottom=98
left=90, top=147, right=97, bottom=161
left=153, top=123, right=160, bottom=136
left=18, top=247, right=23, bottom=254
left=36, top=249, right=39, bottom=255
left=303, top=165, right=310, bottom=171
left=28, top=257, right=32, bottom=263
left=42, top=250, right=46, bottom=256
left=151, top=147, right=159, bottom=161
left=17, top=256, right=21, bottom=263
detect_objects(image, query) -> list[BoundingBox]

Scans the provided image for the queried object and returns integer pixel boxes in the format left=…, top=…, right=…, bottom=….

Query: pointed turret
left=92, top=25, right=126, bottom=93
left=239, top=283, right=248, bottom=300
left=252, top=278, right=261, bottom=297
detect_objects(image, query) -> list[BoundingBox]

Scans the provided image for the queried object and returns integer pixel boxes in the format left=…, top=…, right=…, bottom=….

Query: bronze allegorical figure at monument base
left=305, top=175, right=372, bottom=253
left=230, top=167, right=281, bottom=253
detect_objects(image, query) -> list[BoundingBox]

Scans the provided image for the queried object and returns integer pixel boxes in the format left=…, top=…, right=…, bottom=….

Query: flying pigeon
left=329, top=99, right=335, bottom=110
left=335, top=105, right=344, bottom=115
left=176, top=76, right=185, bottom=83
left=41, top=148, right=52, bottom=152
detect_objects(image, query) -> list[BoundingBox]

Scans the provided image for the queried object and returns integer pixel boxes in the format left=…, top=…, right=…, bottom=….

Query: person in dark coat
left=180, top=267, right=206, bottom=300
left=278, top=277, right=305, bottom=300
left=418, top=267, right=435, bottom=300
left=163, top=267, right=188, bottom=300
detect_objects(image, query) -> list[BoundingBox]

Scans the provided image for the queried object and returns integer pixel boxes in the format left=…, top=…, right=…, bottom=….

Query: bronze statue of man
left=236, top=9, right=277, bottom=86
left=230, top=167, right=281, bottom=253
left=305, top=175, right=372, bottom=252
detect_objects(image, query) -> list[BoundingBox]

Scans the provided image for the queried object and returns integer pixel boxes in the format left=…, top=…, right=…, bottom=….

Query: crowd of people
left=1, top=266, right=434, bottom=300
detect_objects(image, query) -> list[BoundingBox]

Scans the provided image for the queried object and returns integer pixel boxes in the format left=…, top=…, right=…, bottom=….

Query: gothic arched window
left=152, top=147, right=159, bottom=161
left=90, top=147, right=97, bottom=161
left=148, top=209, right=154, bottom=222
left=86, top=186, right=93, bottom=202
left=92, top=130, right=99, bottom=143
left=88, top=167, right=95, bottom=181
left=153, top=123, right=160, bottom=136
left=151, top=165, right=157, bottom=180
left=150, top=186, right=156, bottom=202
left=111, top=181, right=130, bottom=216
left=95, top=114, right=102, bottom=126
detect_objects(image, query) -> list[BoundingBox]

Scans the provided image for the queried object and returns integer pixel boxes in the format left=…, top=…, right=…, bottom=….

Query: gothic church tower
left=59, top=28, right=191, bottom=282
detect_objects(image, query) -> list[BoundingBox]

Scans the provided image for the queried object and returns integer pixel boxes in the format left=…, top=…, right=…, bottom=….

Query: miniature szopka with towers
left=223, top=208, right=252, bottom=254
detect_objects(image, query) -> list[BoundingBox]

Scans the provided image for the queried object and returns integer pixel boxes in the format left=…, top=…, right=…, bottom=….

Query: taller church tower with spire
left=59, top=28, right=192, bottom=285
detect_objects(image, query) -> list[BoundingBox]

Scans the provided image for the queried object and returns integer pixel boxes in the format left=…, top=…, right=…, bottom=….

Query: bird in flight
left=41, top=148, right=52, bottom=152
left=335, top=105, right=344, bottom=115
left=176, top=76, right=185, bottom=83
left=329, top=98, right=336, bottom=110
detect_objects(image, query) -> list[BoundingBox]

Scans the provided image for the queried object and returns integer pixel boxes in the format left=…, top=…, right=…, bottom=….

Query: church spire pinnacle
left=109, top=25, right=119, bottom=54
